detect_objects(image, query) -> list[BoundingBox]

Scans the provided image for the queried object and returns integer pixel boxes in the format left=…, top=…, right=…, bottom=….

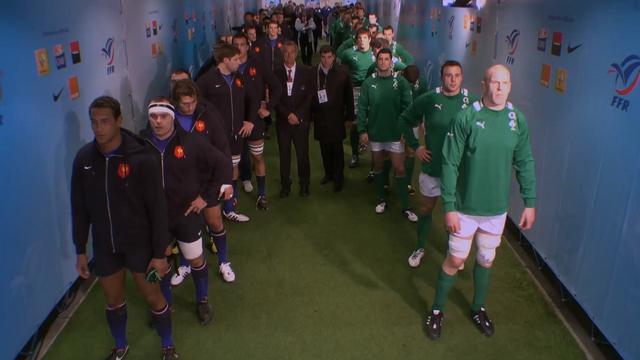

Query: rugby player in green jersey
left=381, top=25, right=414, bottom=71
left=425, top=64, right=536, bottom=340
left=339, top=28, right=376, bottom=168
left=399, top=60, right=478, bottom=268
left=358, top=48, right=417, bottom=222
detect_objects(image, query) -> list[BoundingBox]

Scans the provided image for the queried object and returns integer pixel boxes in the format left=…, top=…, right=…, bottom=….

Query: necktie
left=287, top=69, right=293, bottom=82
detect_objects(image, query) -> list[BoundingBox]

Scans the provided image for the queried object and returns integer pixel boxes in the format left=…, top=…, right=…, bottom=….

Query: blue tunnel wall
left=1, top=0, right=639, bottom=358
left=0, top=1, right=259, bottom=357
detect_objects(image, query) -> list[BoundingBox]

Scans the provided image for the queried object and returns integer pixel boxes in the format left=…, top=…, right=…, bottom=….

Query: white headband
left=148, top=102, right=175, bottom=119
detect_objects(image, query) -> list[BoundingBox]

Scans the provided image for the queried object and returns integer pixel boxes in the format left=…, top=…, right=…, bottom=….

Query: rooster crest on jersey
left=117, top=163, right=130, bottom=179
left=194, top=119, right=206, bottom=132
left=174, top=145, right=185, bottom=159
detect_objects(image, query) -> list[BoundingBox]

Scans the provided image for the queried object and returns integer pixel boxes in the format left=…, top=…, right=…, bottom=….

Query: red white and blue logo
left=608, top=55, right=640, bottom=96
left=608, top=55, right=640, bottom=112
left=102, top=37, right=115, bottom=75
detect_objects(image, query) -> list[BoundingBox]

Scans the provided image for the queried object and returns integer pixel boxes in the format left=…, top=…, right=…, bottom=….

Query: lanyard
left=317, top=65, right=329, bottom=90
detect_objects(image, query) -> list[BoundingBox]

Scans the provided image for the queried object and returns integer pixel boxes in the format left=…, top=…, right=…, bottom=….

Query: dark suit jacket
left=275, top=64, right=314, bottom=125
left=311, top=64, right=354, bottom=142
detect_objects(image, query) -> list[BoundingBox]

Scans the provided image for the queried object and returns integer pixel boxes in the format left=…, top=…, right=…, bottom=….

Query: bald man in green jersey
left=425, top=64, right=536, bottom=340
left=358, top=48, right=416, bottom=222
left=399, top=60, right=478, bottom=268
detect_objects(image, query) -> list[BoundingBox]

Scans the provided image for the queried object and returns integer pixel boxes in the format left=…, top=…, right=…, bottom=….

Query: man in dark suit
left=311, top=45, right=354, bottom=192
left=274, top=41, right=314, bottom=197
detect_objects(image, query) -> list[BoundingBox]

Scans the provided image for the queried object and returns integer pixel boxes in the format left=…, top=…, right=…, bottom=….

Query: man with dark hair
left=358, top=48, right=416, bottom=222
left=339, top=27, right=375, bottom=168
left=382, top=25, right=415, bottom=70
left=170, top=68, right=191, bottom=88
left=424, top=64, right=536, bottom=340
left=312, top=45, right=354, bottom=192
left=71, top=96, right=178, bottom=359
left=244, top=25, right=259, bottom=53
left=254, top=21, right=286, bottom=73
left=170, top=79, right=237, bottom=283
left=365, top=37, right=390, bottom=77
left=197, top=44, right=256, bottom=223
left=139, top=97, right=229, bottom=325
left=335, top=17, right=364, bottom=59
left=365, top=12, right=381, bottom=31
left=275, top=41, right=314, bottom=197
left=403, top=64, right=428, bottom=99
left=399, top=60, right=477, bottom=269
left=232, top=33, right=282, bottom=210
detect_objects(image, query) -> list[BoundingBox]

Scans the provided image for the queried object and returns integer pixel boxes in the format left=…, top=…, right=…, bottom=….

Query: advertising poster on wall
left=35, top=48, right=50, bottom=76
left=70, top=40, right=81, bottom=64
left=68, top=75, right=80, bottom=99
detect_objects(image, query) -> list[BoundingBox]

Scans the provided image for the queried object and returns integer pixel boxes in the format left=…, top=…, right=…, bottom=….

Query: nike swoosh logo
left=53, top=87, right=64, bottom=102
left=567, top=43, right=582, bottom=53
left=215, top=84, right=221, bottom=87
left=84, top=165, right=92, bottom=170
left=465, top=42, right=471, bottom=48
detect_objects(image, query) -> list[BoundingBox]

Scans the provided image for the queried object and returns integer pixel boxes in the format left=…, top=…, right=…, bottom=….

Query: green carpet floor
left=44, top=137, right=584, bottom=359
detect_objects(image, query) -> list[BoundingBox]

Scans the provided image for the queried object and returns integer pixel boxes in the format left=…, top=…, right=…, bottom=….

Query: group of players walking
left=71, top=2, right=536, bottom=358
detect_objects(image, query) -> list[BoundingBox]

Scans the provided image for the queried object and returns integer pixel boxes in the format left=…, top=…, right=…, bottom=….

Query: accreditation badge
left=317, top=89, right=328, bottom=104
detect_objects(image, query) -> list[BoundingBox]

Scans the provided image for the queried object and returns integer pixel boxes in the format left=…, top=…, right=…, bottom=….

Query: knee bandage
left=249, top=143, right=264, bottom=156
left=475, top=232, right=502, bottom=265
left=448, top=235, right=473, bottom=260
left=178, top=238, right=203, bottom=260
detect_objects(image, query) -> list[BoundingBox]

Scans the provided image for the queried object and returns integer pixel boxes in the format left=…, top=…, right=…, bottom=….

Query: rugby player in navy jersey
left=71, top=96, right=178, bottom=359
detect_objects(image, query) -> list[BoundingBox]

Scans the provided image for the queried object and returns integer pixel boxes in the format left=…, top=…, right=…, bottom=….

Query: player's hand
left=288, top=113, right=300, bottom=125
left=258, top=107, right=270, bottom=119
left=519, top=207, right=536, bottom=230
left=219, top=185, right=234, bottom=201
left=76, top=254, right=90, bottom=279
left=359, top=133, right=369, bottom=146
left=185, top=196, right=207, bottom=216
left=445, top=211, right=461, bottom=234
left=415, top=146, right=432, bottom=163
left=148, top=257, right=169, bottom=277
left=239, top=121, right=254, bottom=137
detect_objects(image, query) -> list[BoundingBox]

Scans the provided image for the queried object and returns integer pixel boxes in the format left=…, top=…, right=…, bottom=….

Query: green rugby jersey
left=339, top=47, right=375, bottom=86
left=390, top=41, right=415, bottom=66
left=399, top=87, right=477, bottom=177
left=357, top=72, right=412, bottom=142
left=336, top=37, right=355, bottom=58
left=441, top=100, right=536, bottom=216
left=410, top=77, right=429, bottom=100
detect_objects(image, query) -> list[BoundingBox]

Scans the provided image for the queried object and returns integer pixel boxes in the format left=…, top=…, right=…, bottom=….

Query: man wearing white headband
left=140, top=96, right=232, bottom=327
